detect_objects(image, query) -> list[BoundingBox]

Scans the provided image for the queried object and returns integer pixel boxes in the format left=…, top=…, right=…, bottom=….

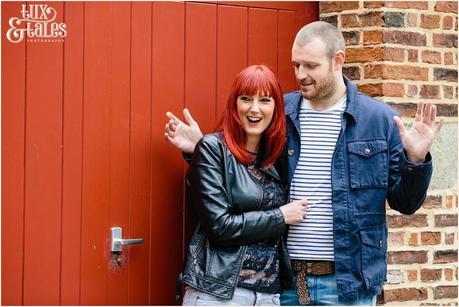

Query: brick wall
left=320, top=1, right=458, bottom=305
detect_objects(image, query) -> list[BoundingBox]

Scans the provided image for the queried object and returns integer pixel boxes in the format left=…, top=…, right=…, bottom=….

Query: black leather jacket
left=181, top=133, right=294, bottom=300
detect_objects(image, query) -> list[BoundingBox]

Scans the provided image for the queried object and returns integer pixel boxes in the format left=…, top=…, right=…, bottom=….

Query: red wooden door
left=2, top=1, right=318, bottom=305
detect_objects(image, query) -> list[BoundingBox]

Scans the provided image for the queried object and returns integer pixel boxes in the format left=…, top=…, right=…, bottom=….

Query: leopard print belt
left=291, top=260, right=335, bottom=305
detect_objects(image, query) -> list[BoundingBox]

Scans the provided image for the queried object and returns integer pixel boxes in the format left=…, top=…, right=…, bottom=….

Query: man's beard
left=300, top=69, right=336, bottom=102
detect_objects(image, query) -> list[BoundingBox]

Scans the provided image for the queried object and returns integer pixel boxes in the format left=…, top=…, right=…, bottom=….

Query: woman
left=181, top=65, right=307, bottom=305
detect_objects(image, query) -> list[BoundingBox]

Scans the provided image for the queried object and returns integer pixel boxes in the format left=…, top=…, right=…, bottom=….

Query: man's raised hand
left=393, top=102, right=444, bottom=164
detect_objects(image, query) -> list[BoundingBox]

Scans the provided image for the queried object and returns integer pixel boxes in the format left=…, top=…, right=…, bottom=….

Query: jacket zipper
left=192, top=234, right=205, bottom=264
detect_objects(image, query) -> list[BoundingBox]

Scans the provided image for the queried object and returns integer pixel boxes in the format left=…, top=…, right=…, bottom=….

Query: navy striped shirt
left=287, top=96, right=346, bottom=261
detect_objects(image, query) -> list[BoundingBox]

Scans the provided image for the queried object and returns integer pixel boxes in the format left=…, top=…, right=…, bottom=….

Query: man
left=164, top=21, right=444, bottom=306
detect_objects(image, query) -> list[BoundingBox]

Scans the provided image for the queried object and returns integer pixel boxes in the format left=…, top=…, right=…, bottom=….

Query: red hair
left=222, top=65, right=286, bottom=169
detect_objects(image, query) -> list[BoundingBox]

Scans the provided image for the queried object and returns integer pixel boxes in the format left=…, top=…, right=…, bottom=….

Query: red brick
left=358, top=84, right=383, bottom=97
left=434, top=68, right=457, bottom=82
left=407, top=270, right=418, bottom=282
left=421, top=14, right=441, bottom=29
left=363, top=30, right=383, bottom=45
left=444, top=268, right=454, bottom=281
left=420, top=85, right=440, bottom=99
left=384, top=288, right=427, bottom=302
left=407, top=13, right=418, bottom=27
left=444, top=52, right=455, bottom=65
left=435, top=214, right=458, bottom=227
left=433, top=286, right=458, bottom=299
left=443, top=15, right=454, bottom=30
left=364, top=1, right=384, bottom=8
left=388, top=231, right=404, bottom=245
left=444, top=86, right=454, bottom=99
left=387, top=214, right=428, bottom=227
left=409, top=233, right=418, bottom=246
left=421, top=268, right=442, bottom=282
left=388, top=251, right=427, bottom=264
left=341, top=13, right=360, bottom=28
left=389, top=103, right=458, bottom=117
left=434, top=250, right=458, bottom=264
left=446, top=195, right=457, bottom=208
left=320, top=1, right=360, bottom=13
left=365, top=64, right=429, bottom=81
left=343, top=66, right=360, bottom=80
left=421, top=50, right=441, bottom=64
left=445, top=232, right=455, bottom=244
left=435, top=1, right=458, bottom=13
left=360, top=12, right=385, bottom=27
left=341, top=12, right=385, bottom=28
left=407, top=85, right=418, bottom=97
left=420, top=232, right=441, bottom=245
left=384, top=47, right=404, bottom=62
left=384, top=31, right=426, bottom=46
left=346, top=47, right=383, bottom=63
left=408, top=49, right=418, bottom=62
left=386, top=1, right=428, bottom=10
left=342, top=31, right=360, bottom=45
left=383, top=83, right=404, bottom=97
left=423, top=195, right=442, bottom=208
left=321, top=15, right=338, bottom=27
left=433, top=33, right=458, bottom=48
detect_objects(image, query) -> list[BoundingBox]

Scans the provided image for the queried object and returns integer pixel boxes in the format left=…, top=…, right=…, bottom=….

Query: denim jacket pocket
left=347, top=140, right=388, bottom=189
left=360, top=226, right=387, bottom=289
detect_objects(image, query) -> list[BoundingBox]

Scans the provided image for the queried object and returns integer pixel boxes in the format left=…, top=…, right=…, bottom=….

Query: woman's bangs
left=238, top=71, right=273, bottom=98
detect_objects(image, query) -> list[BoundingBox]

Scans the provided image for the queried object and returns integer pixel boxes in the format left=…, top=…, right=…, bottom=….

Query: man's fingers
left=415, top=101, right=424, bottom=122
left=433, top=117, right=445, bottom=136
left=393, top=116, right=406, bottom=136
left=423, top=102, right=433, bottom=125
left=430, top=105, right=437, bottom=124
left=183, top=108, right=196, bottom=125
left=166, top=111, right=183, bottom=125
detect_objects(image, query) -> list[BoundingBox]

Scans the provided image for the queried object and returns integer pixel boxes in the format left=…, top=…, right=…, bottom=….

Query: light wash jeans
left=183, top=286, right=281, bottom=306
left=280, top=275, right=377, bottom=306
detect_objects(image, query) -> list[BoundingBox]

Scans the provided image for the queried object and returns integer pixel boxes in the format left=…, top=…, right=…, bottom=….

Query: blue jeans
left=183, top=286, right=281, bottom=306
left=280, top=275, right=377, bottom=306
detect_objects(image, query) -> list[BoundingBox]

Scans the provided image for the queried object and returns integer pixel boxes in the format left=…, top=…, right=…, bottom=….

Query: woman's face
left=236, top=93, right=275, bottom=142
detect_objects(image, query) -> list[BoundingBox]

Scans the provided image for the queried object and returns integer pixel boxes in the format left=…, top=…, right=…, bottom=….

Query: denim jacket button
left=364, top=148, right=371, bottom=155
left=406, top=167, right=413, bottom=173
left=288, top=149, right=295, bottom=156
left=379, top=240, right=383, bottom=247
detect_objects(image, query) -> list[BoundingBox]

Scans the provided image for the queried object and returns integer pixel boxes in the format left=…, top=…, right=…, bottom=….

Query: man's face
left=291, top=38, right=336, bottom=102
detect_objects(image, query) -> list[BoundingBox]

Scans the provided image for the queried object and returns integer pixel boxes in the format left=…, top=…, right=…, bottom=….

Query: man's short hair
left=294, top=21, right=345, bottom=60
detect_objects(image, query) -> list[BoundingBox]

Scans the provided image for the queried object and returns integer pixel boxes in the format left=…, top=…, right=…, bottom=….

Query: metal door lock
left=110, top=227, right=143, bottom=252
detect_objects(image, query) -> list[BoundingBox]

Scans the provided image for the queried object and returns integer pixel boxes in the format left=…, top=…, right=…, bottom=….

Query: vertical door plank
left=185, top=3, right=217, bottom=131
left=278, top=10, right=297, bottom=93
left=61, top=2, right=84, bottom=304
left=128, top=2, right=152, bottom=305
left=106, top=3, right=131, bottom=305
left=1, top=2, right=26, bottom=305
left=248, top=8, right=278, bottom=73
left=216, top=5, right=248, bottom=122
left=80, top=3, right=112, bottom=304
left=23, top=1, right=64, bottom=304
left=151, top=2, right=185, bottom=304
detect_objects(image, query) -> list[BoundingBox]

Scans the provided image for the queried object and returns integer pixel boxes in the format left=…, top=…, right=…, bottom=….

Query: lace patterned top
left=236, top=164, right=286, bottom=294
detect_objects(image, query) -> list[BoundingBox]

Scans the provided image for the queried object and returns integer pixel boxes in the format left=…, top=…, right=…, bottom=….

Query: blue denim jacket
left=279, top=77, right=432, bottom=301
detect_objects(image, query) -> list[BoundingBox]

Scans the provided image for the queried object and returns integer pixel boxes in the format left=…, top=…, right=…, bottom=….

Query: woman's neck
left=245, top=135, right=260, bottom=154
